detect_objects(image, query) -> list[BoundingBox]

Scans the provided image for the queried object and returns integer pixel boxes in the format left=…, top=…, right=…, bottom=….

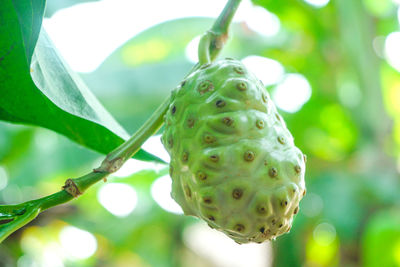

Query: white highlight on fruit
left=301, top=192, right=323, bottom=217
left=272, top=74, right=312, bottom=113
left=303, top=0, right=330, bottom=8
left=242, top=56, right=285, bottom=86
left=59, top=226, right=97, bottom=260
left=151, top=175, right=183, bottom=214
left=313, top=223, right=336, bottom=246
left=0, top=166, right=8, bottom=191
left=97, top=183, right=138, bottom=217
left=183, top=222, right=272, bottom=267
left=113, top=135, right=169, bottom=178
left=385, top=32, right=400, bottom=72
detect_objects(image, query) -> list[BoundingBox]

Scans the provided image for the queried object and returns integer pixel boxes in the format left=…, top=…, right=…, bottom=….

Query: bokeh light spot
left=337, top=81, right=362, bottom=108
left=306, top=223, right=339, bottom=266
left=313, top=223, right=337, bottom=246
left=304, top=0, right=330, bottom=8
left=113, top=135, right=168, bottom=177
left=34, top=129, right=58, bottom=153
left=141, top=135, right=170, bottom=163
left=239, top=4, right=280, bottom=36
left=398, top=6, right=400, bottom=23
left=385, top=32, right=400, bottom=72
left=395, top=121, right=400, bottom=153
left=0, top=166, right=9, bottom=191
left=242, top=56, right=285, bottom=86
left=97, top=183, right=138, bottom=217
left=121, top=39, right=171, bottom=66
left=272, top=74, right=312, bottom=113
left=17, top=255, right=39, bottom=267
left=185, top=35, right=201, bottom=63
left=42, top=242, right=64, bottom=267
left=301, top=192, right=323, bottom=217
left=113, top=158, right=165, bottom=177
left=183, top=222, right=272, bottom=267
left=363, top=0, right=394, bottom=16
left=393, top=239, right=400, bottom=265
left=151, top=175, right=183, bottom=214
left=384, top=81, right=400, bottom=116
left=305, top=104, right=357, bottom=161
left=59, top=226, right=97, bottom=260
left=319, top=104, right=358, bottom=149
left=373, top=36, right=386, bottom=58
left=2, top=184, right=22, bottom=203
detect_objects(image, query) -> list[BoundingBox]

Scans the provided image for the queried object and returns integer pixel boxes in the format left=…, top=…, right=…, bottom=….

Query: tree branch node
left=94, top=157, right=124, bottom=174
left=62, top=179, right=81, bottom=198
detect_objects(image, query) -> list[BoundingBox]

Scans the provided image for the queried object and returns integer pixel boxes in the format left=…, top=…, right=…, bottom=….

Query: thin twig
left=198, top=0, right=242, bottom=64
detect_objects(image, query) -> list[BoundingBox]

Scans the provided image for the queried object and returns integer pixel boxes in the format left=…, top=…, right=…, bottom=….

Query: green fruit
left=161, top=59, right=306, bottom=244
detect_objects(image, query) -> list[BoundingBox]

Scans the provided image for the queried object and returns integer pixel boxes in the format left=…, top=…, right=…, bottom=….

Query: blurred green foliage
left=1, top=0, right=400, bottom=266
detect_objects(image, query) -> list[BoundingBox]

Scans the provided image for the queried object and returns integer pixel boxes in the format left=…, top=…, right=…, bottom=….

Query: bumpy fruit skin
left=161, top=59, right=306, bottom=244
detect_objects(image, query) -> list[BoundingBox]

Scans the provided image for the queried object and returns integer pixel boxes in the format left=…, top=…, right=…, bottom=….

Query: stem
left=98, top=96, right=170, bottom=172
left=198, top=0, right=242, bottom=64
left=0, top=95, right=170, bottom=226
left=59, top=95, right=170, bottom=199
left=36, top=190, right=74, bottom=211
left=211, top=0, right=242, bottom=36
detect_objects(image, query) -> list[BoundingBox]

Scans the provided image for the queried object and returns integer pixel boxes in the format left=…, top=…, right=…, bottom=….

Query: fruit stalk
left=198, top=0, right=242, bottom=64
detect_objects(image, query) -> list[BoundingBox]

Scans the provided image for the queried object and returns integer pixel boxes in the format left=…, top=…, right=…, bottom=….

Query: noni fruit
left=161, top=58, right=306, bottom=244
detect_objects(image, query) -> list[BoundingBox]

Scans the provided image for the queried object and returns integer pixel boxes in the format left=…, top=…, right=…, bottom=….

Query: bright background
left=1, top=0, right=400, bottom=266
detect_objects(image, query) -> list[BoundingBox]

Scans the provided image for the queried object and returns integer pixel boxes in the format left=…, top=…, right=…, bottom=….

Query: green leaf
left=0, top=0, right=163, bottom=163
left=0, top=202, right=41, bottom=243
left=0, top=188, right=74, bottom=243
